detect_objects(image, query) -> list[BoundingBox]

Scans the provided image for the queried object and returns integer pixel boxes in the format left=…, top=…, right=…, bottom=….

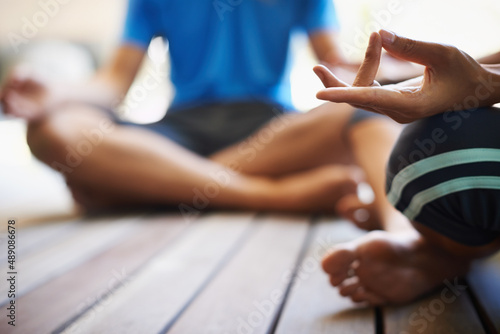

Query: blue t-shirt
left=122, top=0, right=339, bottom=110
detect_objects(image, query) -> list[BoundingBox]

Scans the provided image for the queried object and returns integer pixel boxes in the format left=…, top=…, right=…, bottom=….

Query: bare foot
left=322, top=231, right=470, bottom=305
left=268, top=165, right=361, bottom=213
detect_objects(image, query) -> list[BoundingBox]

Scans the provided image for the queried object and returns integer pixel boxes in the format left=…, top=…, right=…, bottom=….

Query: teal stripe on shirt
left=403, top=176, right=500, bottom=220
left=387, top=148, right=500, bottom=206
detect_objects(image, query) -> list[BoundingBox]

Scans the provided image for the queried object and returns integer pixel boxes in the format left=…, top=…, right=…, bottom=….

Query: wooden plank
left=167, top=214, right=312, bottom=334
left=274, top=217, right=374, bottom=334
left=467, top=251, right=500, bottom=333
left=384, top=281, right=485, bottom=334
left=60, top=212, right=256, bottom=334
left=0, top=214, right=188, bottom=334
left=0, top=215, right=142, bottom=305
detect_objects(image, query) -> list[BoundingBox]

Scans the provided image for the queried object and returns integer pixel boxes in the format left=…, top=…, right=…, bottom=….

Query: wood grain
left=274, top=217, right=374, bottom=334
left=0, top=215, right=141, bottom=306
left=167, top=214, right=312, bottom=334
left=61, top=212, right=256, bottom=334
left=384, top=282, right=485, bottom=334
left=0, top=214, right=187, bottom=334
left=0, top=218, right=79, bottom=262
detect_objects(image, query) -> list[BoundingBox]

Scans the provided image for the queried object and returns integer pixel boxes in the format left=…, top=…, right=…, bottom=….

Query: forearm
left=51, top=45, right=144, bottom=110
left=477, top=51, right=500, bottom=65
left=479, top=65, right=500, bottom=106
left=309, top=30, right=349, bottom=66
left=52, top=73, right=124, bottom=110
left=483, top=63, right=500, bottom=74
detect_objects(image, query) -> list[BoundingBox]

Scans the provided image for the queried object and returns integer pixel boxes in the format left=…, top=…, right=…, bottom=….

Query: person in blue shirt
left=123, top=0, right=343, bottom=111
left=1, top=0, right=396, bottom=221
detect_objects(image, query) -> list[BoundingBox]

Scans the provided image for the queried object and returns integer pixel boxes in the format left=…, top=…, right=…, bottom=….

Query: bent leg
left=322, top=107, right=500, bottom=305
left=339, top=115, right=411, bottom=232
left=213, top=102, right=406, bottom=231
left=27, top=103, right=357, bottom=212
left=210, top=102, right=357, bottom=176
left=27, top=104, right=259, bottom=208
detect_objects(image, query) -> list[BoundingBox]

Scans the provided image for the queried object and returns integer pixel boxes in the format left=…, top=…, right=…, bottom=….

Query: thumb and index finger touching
left=313, top=31, right=382, bottom=89
left=314, top=31, right=384, bottom=106
left=314, top=29, right=444, bottom=93
left=315, top=29, right=445, bottom=88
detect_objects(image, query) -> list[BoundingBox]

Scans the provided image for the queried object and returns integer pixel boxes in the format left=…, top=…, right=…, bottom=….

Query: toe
left=351, top=287, right=387, bottom=306
left=350, top=286, right=369, bottom=303
left=338, top=277, right=361, bottom=296
left=322, top=246, right=357, bottom=285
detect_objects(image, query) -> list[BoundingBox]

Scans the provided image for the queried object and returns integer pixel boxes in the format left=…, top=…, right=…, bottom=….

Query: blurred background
left=1, top=0, right=500, bottom=226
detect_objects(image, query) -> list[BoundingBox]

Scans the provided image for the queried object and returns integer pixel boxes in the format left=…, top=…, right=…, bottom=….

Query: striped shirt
left=386, top=107, right=500, bottom=246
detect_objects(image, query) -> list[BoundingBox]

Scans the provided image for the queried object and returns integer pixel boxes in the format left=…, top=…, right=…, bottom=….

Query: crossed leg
left=213, top=102, right=407, bottom=231
left=27, top=102, right=370, bottom=213
left=322, top=108, right=500, bottom=305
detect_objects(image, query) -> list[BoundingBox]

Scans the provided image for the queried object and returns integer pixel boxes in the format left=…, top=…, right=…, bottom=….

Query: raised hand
left=314, top=30, right=500, bottom=123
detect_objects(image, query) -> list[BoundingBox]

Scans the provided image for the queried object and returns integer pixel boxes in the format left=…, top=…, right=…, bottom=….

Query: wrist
left=482, top=67, right=500, bottom=106
left=46, top=83, right=67, bottom=110
left=49, top=81, right=120, bottom=112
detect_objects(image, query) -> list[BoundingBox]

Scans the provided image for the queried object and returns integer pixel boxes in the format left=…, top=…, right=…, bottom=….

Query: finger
left=313, top=65, right=350, bottom=88
left=317, top=86, right=414, bottom=109
left=316, top=86, right=383, bottom=107
left=353, top=32, right=382, bottom=87
left=316, top=86, right=419, bottom=122
left=9, top=71, right=29, bottom=89
left=3, top=93, right=21, bottom=117
left=6, top=91, right=39, bottom=120
left=2, top=73, right=28, bottom=94
left=379, top=29, right=448, bottom=68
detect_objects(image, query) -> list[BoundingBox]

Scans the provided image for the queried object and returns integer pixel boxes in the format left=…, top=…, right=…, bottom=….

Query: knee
left=387, top=107, right=500, bottom=179
left=26, top=115, right=72, bottom=163
left=385, top=107, right=500, bottom=247
left=26, top=106, right=115, bottom=168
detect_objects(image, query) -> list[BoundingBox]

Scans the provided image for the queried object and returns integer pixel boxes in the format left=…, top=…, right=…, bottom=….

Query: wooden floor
left=0, top=212, right=499, bottom=334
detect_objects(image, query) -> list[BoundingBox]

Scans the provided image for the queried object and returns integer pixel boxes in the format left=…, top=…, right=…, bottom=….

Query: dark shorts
left=386, top=107, right=500, bottom=246
left=112, top=103, right=381, bottom=157
left=118, top=101, right=289, bottom=156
